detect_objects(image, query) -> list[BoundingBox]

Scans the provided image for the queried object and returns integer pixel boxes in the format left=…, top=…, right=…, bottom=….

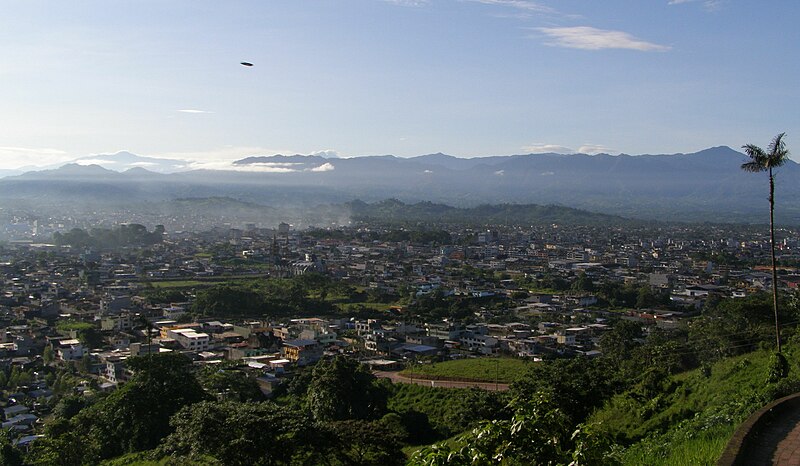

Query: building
left=166, top=328, right=210, bottom=352
left=281, top=339, right=323, bottom=365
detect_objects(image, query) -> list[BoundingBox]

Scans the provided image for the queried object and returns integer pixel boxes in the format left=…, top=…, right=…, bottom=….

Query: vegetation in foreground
left=2, top=291, right=799, bottom=465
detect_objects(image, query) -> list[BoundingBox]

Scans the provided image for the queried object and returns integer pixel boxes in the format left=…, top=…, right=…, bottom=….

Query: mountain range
left=2, top=147, right=798, bottom=224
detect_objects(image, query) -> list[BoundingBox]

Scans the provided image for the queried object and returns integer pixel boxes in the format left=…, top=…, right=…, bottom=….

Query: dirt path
left=373, top=370, right=510, bottom=391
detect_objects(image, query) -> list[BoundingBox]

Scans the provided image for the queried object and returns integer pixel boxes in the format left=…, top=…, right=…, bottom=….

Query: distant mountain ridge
left=2, top=146, right=799, bottom=224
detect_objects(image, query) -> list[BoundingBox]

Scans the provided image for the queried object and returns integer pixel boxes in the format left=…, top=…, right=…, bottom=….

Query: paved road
left=737, top=401, right=800, bottom=465
left=374, top=371, right=510, bottom=391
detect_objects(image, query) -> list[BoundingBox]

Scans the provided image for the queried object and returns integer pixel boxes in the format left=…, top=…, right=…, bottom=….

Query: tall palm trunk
left=741, top=133, right=788, bottom=354
left=769, top=168, right=781, bottom=353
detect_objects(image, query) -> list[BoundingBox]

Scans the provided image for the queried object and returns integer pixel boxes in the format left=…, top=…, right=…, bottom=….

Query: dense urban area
left=0, top=208, right=799, bottom=465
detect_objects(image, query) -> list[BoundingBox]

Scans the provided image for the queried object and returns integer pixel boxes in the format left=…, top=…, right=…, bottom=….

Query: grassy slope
left=100, top=452, right=220, bottom=465
left=399, top=357, right=529, bottom=383
left=591, top=343, right=800, bottom=465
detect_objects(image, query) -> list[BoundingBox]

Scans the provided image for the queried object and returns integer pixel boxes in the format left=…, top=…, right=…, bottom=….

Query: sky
left=1, top=0, right=799, bottom=170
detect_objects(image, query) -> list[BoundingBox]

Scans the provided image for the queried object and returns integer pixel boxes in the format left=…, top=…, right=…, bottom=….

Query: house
left=3, top=405, right=29, bottom=419
left=2, top=413, right=38, bottom=429
left=391, top=344, right=438, bottom=358
left=166, top=328, right=210, bottom=352
left=55, top=339, right=84, bottom=361
left=459, top=333, right=499, bottom=355
left=281, top=339, right=323, bottom=365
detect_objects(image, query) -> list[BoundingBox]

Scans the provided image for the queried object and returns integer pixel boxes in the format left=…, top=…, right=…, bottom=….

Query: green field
left=336, top=302, right=397, bottom=312
left=149, top=280, right=209, bottom=289
left=400, top=357, right=529, bottom=383
left=148, top=276, right=264, bottom=289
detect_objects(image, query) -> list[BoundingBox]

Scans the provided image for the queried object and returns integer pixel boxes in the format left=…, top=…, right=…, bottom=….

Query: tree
left=306, top=356, right=388, bottom=422
left=42, top=345, right=54, bottom=364
left=572, top=271, right=595, bottom=293
left=409, top=394, right=618, bottom=466
left=325, top=420, right=405, bottom=466
left=158, top=401, right=323, bottom=466
left=599, top=320, right=643, bottom=369
left=0, top=429, right=23, bottom=466
left=512, top=357, right=619, bottom=426
left=31, top=353, right=209, bottom=464
left=741, top=132, right=790, bottom=353
left=197, top=366, right=264, bottom=402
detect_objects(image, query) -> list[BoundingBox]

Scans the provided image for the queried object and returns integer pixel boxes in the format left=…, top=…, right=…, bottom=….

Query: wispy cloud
left=467, top=0, right=555, bottom=14
left=522, top=143, right=574, bottom=154
left=494, top=170, right=505, bottom=176
left=0, top=146, right=71, bottom=169
left=247, top=162, right=305, bottom=168
left=536, top=26, right=670, bottom=51
left=578, top=144, right=619, bottom=155
left=381, top=0, right=428, bottom=6
left=75, top=158, right=116, bottom=165
left=668, top=0, right=723, bottom=11
left=155, top=146, right=292, bottom=163
left=309, top=162, right=335, bottom=172
left=188, top=160, right=299, bottom=173
left=177, top=109, right=214, bottom=114
left=311, top=150, right=340, bottom=159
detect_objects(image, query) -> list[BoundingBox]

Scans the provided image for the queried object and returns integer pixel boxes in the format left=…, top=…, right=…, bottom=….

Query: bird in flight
left=240, top=62, right=253, bottom=67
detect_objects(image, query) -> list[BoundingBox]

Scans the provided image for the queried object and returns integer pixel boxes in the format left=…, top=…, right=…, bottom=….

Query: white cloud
left=309, top=163, right=336, bottom=172
left=423, top=169, right=434, bottom=174
left=75, top=158, right=117, bottom=165
left=245, top=162, right=304, bottom=169
left=0, top=146, right=71, bottom=169
left=536, top=26, right=670, bottom=51
left=468, top=0, right=555, bottom=13
left=311, top=150, right=340, bottom=158
left=540, top=171, right=555, bottom=176
left=382, top=0, right=428, bottom=6
left=494, top=170, right=505, bottom=176
left=151, top=147, right=343, bottom=173
left=177, top=109, right=214, bottom=114
left=154, top=146, right=292, bottom=163
left=188, top=160, right=299, bottom=172
left=522, top=143, right=574, bottom=154
left=578, top=144, right=619, bottom=155
left=668, top=0, right=722, bottom=10
left=129, top=162, right=158, bottom=167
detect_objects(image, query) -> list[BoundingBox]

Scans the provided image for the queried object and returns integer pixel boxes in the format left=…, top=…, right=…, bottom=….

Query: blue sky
left=1, top=0, right=798, bottom=169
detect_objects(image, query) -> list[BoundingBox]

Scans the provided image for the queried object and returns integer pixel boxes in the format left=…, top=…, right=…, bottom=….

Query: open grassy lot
left=149, top=280, right=209, bottom=289
left=400, top=357, right=529, bottom=383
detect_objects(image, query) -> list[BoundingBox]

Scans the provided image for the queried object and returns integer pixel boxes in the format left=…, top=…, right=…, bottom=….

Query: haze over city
left=2, top=0, right=799, bottom=170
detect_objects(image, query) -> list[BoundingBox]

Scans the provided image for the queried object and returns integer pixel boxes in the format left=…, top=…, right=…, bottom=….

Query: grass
left=619, top=425, right=734, bottom=466
left=148, top=276, right=264, bottom=289
left=387, top=382, right=504, bottom=442
left=399, top=357, right=528, bottom=383
left=336, top=302, right=398, bottom=312
left=100, top=452, right=220, bottom=465
left=590, top=343, right=800, bottom=465
left=149, top=280, right=208, bottom=289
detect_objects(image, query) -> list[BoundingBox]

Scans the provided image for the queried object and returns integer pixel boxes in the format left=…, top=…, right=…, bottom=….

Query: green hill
left=590, top=344, right=800, bottom=465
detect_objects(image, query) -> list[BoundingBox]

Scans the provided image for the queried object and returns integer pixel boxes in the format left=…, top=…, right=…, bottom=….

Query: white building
left=167, top=328, right=210, bottom=351
left=56, top=339, right=85, bottom=361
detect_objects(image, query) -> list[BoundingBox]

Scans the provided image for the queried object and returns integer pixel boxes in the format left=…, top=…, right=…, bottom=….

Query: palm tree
left=741, top=132, right=790, bottom=353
